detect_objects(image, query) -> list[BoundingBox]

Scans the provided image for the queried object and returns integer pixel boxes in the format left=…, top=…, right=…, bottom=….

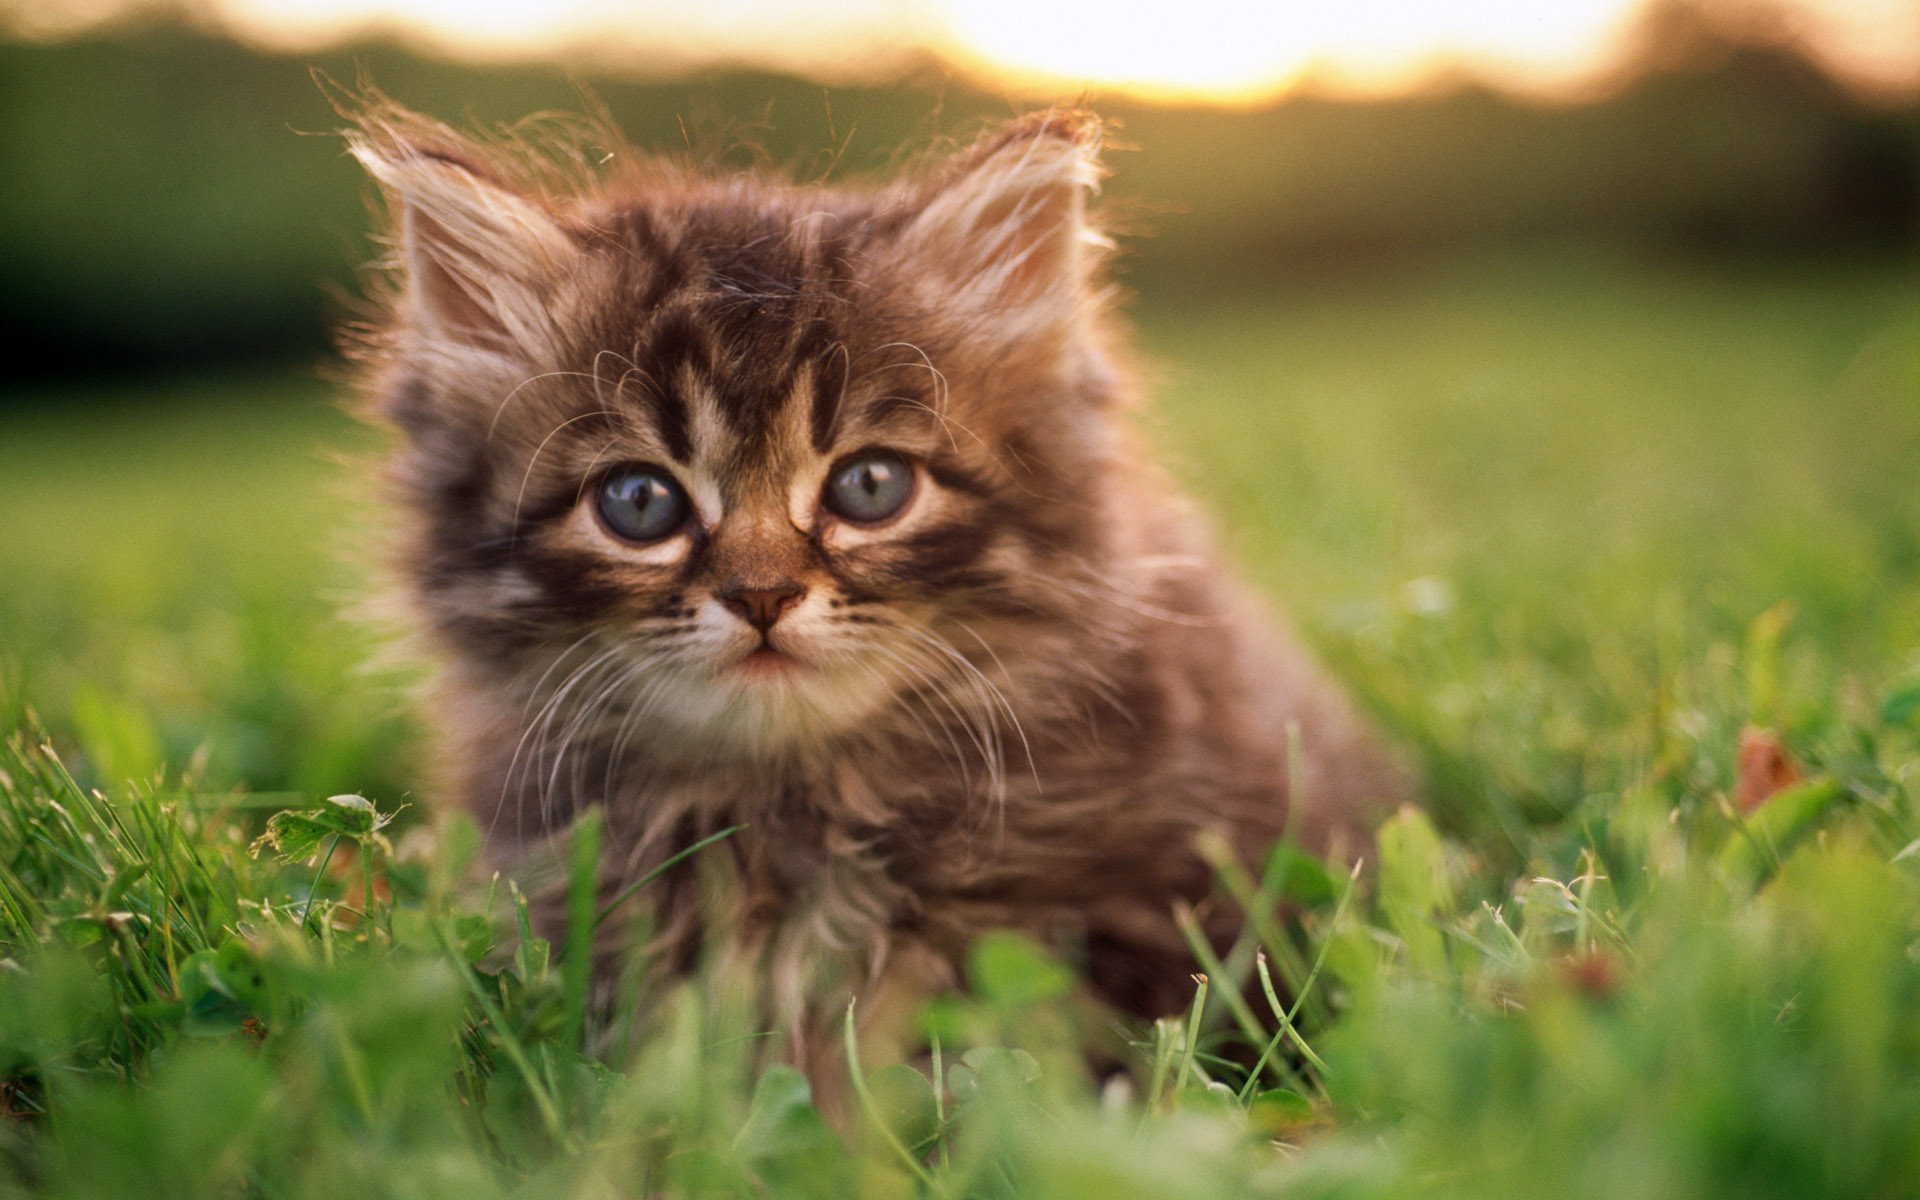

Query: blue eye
left=823, top=450, right=914, bottom=524
left=596, top=467, right=691, bottom=543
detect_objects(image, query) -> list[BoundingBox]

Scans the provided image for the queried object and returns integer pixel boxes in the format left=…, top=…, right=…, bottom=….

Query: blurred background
left=2, top=0, right=1917, bottom=835
left=3, top=0, right=1918, bottom=375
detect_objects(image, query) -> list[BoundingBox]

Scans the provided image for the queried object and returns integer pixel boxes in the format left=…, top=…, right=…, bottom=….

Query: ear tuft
left=348, top=112, right=579, bottom=355
left=897, top=110, right=1109, bottom=324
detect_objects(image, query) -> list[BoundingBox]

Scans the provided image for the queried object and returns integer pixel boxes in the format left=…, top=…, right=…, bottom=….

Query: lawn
left=2, top=246, right=1919, bottom=1198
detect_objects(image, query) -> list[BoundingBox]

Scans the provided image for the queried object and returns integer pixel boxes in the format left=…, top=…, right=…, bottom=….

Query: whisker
left=857, top=341, right=951, bottom=414
left=511, top=409, right=622, bottom=532
left=602, top=654, right=695, bottom=799
left=895, top=633, right=1011, bottom=827
left=500, top=644, right=612, bottom=823
left=862, top=638, right=986, bottom=800
left=875, top=623, right=1020, bottom=823
left=508, top=642, right=628, bottom=830
left=943, top=618, right=1041, bottom=790
left=486, top=369, right=600, bottom=442
left=517, top=632, right=603, bottom=713
left=555, top=653, right=644, bottom=808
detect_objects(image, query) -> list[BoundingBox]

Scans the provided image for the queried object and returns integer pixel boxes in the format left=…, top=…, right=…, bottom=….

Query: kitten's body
left=349, top=107, right=1407, bottom=1091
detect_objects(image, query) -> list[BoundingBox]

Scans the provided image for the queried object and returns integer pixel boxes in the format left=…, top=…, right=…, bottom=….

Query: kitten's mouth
left=732, top=645, right=799, bottom=679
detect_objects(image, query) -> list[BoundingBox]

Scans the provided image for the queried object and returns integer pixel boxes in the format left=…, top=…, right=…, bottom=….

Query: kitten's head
left=351, top=107, right=1132, bottom=764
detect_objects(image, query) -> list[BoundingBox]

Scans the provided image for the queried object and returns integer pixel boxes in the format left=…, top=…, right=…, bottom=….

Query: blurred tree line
left=0, top=0, right=1915, bottom=381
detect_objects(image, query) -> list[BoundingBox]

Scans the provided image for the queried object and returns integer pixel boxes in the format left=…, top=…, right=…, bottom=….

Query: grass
left=0, top=373, right=412, bottom=803
left=2, top=246, right=1920, bottom=1197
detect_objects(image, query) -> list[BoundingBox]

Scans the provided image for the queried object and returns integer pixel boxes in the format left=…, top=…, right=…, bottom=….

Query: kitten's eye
left=823, top=450, right=914, bottom=525
left=595, top=466, right=691, bottom=543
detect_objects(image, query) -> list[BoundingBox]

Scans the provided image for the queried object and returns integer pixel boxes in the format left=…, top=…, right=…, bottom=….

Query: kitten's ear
left=351, top=133, right=579, bottom=355
left=897, top=111, right=1108, bottom=329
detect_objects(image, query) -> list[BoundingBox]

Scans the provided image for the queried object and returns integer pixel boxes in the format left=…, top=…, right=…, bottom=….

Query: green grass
left=0, top=373, right=414, bottom=803
left=3, top=248, right=1920, bottom=1197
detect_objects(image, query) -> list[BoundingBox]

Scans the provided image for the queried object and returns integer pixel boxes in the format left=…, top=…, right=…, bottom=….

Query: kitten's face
left=499, top=294, right=1019, bottom=757
left=356, top=112, right=1116, bottom=762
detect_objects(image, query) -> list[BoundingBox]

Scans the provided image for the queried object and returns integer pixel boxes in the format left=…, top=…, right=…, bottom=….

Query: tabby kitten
left=347, top=104, right=1407, bottom=1093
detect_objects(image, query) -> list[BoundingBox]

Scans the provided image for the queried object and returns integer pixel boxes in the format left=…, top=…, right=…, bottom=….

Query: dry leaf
left=1736, top=726, right=1802, bottom=814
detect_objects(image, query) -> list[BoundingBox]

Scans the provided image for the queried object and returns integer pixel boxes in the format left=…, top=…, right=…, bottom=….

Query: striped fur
left=347, top=104, right=1410, bottom=1103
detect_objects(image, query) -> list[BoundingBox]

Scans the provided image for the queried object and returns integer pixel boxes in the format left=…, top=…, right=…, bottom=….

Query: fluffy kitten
left=347, top=104, right=1408, bottom=1093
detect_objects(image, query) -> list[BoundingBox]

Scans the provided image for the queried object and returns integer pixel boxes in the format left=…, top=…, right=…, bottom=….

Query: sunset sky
left=10, top=0, right=1919, bottom=103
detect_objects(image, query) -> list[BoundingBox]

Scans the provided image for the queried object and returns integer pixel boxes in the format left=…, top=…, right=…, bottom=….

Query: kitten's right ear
left=350, top=132, right=578, bottom=356
left=893, top=111, right=1108, bottom=340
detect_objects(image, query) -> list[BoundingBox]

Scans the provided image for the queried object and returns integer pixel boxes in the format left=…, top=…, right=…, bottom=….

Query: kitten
left=346, top=103, right=1409, bottom=1096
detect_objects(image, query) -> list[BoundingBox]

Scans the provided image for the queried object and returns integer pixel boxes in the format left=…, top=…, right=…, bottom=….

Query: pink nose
left=721, top=584, right=805, bottom=632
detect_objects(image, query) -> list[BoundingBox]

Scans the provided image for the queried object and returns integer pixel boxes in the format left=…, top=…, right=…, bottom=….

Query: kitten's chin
left=642, top=651, right=897, bottom=762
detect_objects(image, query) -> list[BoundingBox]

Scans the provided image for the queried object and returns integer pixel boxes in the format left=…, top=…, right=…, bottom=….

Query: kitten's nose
left=720, top=583, right=806, bottom=633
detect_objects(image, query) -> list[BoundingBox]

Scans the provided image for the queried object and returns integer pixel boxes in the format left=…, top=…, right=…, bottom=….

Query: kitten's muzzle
left=720, top=583, right=806, bottom=633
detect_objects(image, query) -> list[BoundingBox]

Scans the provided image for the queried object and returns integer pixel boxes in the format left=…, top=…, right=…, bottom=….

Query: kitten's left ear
left=896, top=111, right=1109, bottom=331
left=350, top=123, right=581, bottom=358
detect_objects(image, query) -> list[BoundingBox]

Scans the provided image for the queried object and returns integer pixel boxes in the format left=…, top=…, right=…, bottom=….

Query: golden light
left=7, top=0, right=1919, bottom=102
left=933, top=0, right=1637, bottom=103
left=208, top=0, right=931, bottom=78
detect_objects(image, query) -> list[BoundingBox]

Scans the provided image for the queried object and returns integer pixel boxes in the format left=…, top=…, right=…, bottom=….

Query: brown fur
left=345, top=103, right=1410, bottom=1099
